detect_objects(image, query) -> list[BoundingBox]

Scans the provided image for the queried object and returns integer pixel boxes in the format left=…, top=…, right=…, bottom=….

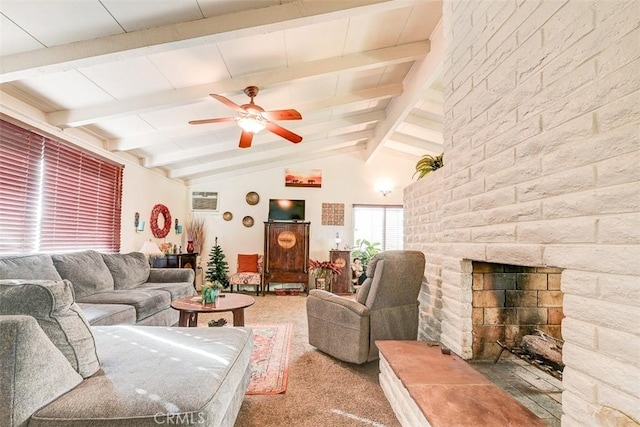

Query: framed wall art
left=285, top=169, right=322, bottom=188
left=321, top=203, right=345, bottom=226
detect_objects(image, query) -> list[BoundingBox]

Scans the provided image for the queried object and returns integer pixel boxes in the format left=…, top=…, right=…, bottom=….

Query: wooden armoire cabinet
left=263, top=221, right=310, bottom=295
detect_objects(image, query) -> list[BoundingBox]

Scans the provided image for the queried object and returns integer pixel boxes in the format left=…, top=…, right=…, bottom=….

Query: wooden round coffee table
left=171, top=293, right=255, bottom=327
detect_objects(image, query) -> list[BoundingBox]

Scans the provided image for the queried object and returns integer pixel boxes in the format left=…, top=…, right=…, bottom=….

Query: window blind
left=0, top=119, right=123, bottom=254
left=0, top=123, right=43, bottom=254
left=352, top=204, right=403, bottom=251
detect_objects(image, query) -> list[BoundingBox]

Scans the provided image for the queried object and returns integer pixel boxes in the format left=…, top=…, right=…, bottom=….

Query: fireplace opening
left=469, top=262, right=565, bottom=425
left=471, top=261, right=564, bottom=362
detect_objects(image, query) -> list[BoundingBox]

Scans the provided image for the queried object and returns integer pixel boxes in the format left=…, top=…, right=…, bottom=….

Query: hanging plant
left=413, top=153, right=443, bottom=180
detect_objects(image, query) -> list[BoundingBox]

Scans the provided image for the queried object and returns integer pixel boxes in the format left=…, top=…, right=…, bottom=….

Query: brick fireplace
left=404, top=0, right=640, bottom=425
left=471, top=262, right=563, bottom=360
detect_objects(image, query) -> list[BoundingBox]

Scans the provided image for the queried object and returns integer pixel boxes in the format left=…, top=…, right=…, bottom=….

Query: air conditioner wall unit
left=191, top=191, right=219, bottom=211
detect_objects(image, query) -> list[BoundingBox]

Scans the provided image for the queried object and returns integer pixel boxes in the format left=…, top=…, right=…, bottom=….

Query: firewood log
left=521, top=335, right=563, bottom=367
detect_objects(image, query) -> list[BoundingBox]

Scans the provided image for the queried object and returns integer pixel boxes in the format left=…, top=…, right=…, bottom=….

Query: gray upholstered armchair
left=306, top=250, right=426, bottom=364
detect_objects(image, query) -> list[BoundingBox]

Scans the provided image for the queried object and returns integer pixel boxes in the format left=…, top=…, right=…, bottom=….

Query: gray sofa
left=0, top=250, right=196, bottom=326
left=307, top=250, right=426, bottom=364
left=0, top=252, right=254, bottom=426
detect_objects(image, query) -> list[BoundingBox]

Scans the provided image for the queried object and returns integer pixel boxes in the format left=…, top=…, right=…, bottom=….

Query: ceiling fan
left=189, top=86, right=303, bottom=148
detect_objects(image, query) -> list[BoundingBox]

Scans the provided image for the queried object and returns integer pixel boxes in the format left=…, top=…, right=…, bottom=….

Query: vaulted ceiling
left=0, top=0, right=443, bottom=185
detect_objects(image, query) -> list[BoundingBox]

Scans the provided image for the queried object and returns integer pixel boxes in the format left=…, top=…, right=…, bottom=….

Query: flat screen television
left=268, top=199, right=305, bottom=221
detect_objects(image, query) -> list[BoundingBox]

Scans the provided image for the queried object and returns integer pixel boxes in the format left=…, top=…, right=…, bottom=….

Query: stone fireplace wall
left=404, top=0, right=640, bottom=425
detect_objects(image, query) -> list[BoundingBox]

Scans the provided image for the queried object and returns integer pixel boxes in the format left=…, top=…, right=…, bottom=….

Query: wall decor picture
left=321, top=203, right=345, bottom=226
left=285, top=169, right=322, bottom=188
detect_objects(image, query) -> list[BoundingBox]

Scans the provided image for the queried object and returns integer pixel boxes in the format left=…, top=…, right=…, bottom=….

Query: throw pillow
left=238, top=254, right=259, bottom=273
left=101, top=252, right=150, bottom=289
left=0, top=279, right=100, bottom=378
left=0, top=254, right=62, bottom=281
left=52, top=250, right=114, bottom=300
left=0, top=315, right=84, bottom=427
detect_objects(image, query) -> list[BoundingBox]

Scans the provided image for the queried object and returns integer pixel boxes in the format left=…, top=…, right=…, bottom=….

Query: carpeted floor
left=198, top=292, right=401, bottom=427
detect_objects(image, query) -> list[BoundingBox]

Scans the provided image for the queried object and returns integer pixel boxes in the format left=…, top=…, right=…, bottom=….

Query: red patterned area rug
left=246, top=323, right=293, bottom=395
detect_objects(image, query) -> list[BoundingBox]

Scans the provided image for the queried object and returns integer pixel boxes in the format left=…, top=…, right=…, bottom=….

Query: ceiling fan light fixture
left=236, top=115, right=266, bottom=134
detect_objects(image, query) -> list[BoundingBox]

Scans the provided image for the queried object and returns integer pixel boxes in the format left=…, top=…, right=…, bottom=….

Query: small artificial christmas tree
left=205, top=237, right=230, bottom=289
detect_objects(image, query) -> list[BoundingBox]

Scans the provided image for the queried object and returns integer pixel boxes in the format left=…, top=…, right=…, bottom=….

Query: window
left=352, top=205, right=403, bottom=251
left=0, top=119, right=123, bottom=254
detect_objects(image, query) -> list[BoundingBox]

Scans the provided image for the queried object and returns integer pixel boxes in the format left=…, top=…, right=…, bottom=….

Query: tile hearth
left=471, top=355, right=562, bottom=427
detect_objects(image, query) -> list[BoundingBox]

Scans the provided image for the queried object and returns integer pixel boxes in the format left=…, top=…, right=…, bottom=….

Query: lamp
left=138, top=240, right=164, bottom=264
left=375, top=179, right=393, bottom=197
left=236, top=114, right=267, bottom=134
left=334, top=232, right=342, bottom=250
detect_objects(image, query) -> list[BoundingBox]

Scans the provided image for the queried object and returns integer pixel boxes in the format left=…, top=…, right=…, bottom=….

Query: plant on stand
left=309, top=259, right=341, bottom=291
left=351, top=239, right=381, bottom=285
left=205, top=237, right=230, bottom=289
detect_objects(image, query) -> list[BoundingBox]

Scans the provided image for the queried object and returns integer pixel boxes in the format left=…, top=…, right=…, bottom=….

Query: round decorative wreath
left=150, top=204, right=172, bottom=238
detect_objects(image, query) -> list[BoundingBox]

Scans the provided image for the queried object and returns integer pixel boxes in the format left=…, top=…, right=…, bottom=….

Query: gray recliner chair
left=306, top=250, right=426, bottom=364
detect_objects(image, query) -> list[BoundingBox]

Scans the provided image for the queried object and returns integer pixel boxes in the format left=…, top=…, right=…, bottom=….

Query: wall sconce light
left=334, top=232, right=342, bottom=250
left=175, top=218, right=182, bottom=234
left=134, top=212, right=145, bottom=232
left=376, top=179, right=393, bottom=197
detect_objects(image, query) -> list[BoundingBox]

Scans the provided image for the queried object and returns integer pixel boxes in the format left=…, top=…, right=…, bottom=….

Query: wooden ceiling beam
left=47, top=42, right=425, bottom=128
left=143, top=111, right=384, bottom=167
left=169, top=130, right=372, bottom=179
left=107, top=88, right=397, bottom=151
left=0, top=0, right=419, bottom=83
left=364, top=18, right=443, bottom=162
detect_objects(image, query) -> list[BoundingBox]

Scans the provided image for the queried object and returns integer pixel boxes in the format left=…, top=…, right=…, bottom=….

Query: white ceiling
left=0, top=0, right=444, bottom=185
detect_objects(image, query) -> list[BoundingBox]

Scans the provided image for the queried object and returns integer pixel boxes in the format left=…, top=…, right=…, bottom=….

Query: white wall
left=191, top=150, right=416, bottom=271
left=120, top=165, right=190, bottom=254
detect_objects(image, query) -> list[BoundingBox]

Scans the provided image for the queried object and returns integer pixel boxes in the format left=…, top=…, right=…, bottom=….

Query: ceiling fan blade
left=266, top=122, right=303, bottom=143
left=261, top=109, right=302, bottom=121
left=210, top=94, right=245, bottom=113
left=238, top=130, right=254, bottom=148
left=188, top=117, right=236, bottom=125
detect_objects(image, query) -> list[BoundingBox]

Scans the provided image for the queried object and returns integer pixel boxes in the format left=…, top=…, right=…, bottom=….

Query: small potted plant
left=413, top=153, right=443, bottom=179
left=201, top=280, right=223, bottom=304
left=309, top=259, right=341, bottom=291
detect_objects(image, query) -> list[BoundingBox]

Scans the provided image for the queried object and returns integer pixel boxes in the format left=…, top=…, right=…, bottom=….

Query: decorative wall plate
left=245, top=191, right=260, bottom=205
left=242, top=216, right=254, bottom=227
left=223, top=211, right=233, bottom=221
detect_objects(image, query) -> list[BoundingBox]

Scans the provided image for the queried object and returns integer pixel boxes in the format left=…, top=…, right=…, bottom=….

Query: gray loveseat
left=0, top=250, right=196, bottom=326
left=0, top=252, right=254, bottom=426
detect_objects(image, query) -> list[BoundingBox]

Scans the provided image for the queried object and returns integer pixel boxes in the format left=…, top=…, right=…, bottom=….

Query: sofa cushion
left=0, top=315, right=84, bottom=427
left=52, top=251, right=114, bottom=299
left=138, top=281, right=195, bottom=300
left=77, top=303, right=137, bottom=326
left=30, top=325, right=253, bottom=427
left=77, top=289, right=171, bottom=321
left=0, top=254, right=62, bottom=281
left=148, top=267, right=195, bottom=284
left=101, top=252, right=150, bottom=290
left=0, top=279, right=100, bottom=378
